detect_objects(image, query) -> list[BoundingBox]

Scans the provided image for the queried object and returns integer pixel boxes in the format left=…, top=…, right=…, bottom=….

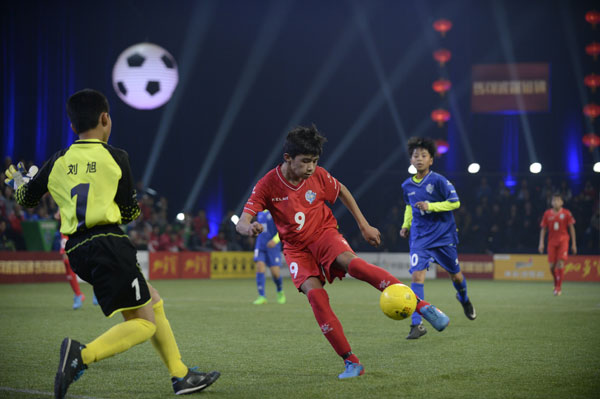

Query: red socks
left=554, top=267, right=564, bottom=291
left=64, top=257, right=82, bottom=296
left=307, top=288, right=359, bottom=363
left=347, top=258, right=402, bottom=291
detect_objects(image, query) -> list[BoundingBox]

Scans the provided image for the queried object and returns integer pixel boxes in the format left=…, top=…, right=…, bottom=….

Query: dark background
left=2, top=0, right=599, bottom=244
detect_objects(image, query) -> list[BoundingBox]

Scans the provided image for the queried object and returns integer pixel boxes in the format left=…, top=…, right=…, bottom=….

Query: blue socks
left=272, top=275, right=283, bottom=292
left=256, top=272, right=266, bottom=296
left=453, top=278, right=469, bottom=303
left=411, top=283, right=424, bottom=325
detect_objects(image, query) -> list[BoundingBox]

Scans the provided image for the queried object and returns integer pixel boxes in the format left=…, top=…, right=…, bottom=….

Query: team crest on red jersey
left=305, top=190, right=316, bottom=204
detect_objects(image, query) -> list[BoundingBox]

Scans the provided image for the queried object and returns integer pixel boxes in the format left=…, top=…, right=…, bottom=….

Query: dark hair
left=283, top=125, right=327, bottom=158
left=552, top=193, right=563, bottom=200
left=66, top=89, right=110, bottom=134
left=407, top=136, right=436, bottom=158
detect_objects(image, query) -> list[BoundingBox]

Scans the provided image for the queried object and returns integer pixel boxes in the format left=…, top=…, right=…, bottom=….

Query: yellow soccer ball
left=379, top=283, right=417, bottom=320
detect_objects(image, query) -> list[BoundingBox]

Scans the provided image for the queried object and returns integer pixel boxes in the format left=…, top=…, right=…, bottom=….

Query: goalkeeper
left=6, top=89, right=219, bottom=398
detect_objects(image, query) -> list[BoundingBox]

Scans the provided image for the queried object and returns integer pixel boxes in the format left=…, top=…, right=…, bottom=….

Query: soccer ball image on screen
left=379, top=283, right=417, bottom=320
left=112, top=42, right=179, bottom=110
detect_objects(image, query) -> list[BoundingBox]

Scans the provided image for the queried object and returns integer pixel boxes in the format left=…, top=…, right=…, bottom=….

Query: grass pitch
left=0, top=278, right=599, bottom=399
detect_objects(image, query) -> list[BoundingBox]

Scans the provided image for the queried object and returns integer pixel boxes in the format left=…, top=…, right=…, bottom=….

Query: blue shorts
left=254, top=247, right=282, bottom=267
left=409, top=244, right=460, bottom=275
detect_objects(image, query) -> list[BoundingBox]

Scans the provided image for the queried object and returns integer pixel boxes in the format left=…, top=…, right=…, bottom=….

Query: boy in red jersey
left=538, top=193, right=577, bottom=296
left=236, top=125, right=449, bottom=379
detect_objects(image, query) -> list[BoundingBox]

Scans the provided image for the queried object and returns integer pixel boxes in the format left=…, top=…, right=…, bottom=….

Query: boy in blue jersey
left=400, top=137, right=476, bottom=340
left=252, top=210, right=286, bottom=304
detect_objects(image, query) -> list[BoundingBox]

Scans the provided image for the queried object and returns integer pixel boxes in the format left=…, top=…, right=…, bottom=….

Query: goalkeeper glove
left=4, top=162, right=38, bottom=190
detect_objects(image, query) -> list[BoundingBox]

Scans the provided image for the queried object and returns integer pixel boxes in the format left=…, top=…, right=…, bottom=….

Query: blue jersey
left=255, top=210, right=281, bottom=251
left=401, top=171, right=459, bottom=250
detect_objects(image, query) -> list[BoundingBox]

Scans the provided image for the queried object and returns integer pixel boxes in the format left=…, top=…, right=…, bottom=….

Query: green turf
left=1, top=278, right=599, bottom=398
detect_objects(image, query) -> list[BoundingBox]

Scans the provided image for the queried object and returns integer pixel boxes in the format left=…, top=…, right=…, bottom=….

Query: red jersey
left=540, top=208, right=575, bottom=243
left=243, top=165, right=340, bottom=250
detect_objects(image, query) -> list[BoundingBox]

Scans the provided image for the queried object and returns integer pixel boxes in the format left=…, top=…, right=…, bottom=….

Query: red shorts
left=547, top=239, right=569, bottom=263
left=283, top=228, right=354, bottom=290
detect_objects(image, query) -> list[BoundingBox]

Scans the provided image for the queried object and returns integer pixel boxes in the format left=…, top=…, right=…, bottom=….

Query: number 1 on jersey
left=71, top=183, right=90, bottom=229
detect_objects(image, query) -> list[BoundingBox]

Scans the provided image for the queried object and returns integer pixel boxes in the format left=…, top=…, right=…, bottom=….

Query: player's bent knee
left=147, top=284, right=161, bottom=304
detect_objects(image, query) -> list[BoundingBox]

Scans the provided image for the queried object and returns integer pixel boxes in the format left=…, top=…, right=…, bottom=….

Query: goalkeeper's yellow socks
left=81, top=318, right=156, bottom=365
left=151, top=299, right=188, bottom=378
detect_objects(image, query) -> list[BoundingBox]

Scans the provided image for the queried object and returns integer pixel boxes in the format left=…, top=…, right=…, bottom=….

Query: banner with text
left=210, top=252, right=255, bottom=279
left=493, top=254, right=552, bottom=281
left=471, top=63, right=549, bottom=113
left=149, top=252, right=211, bottom=280
left=0, top=252, right=65, bottom=283
left=437, top=254, right=494, bottom=279
left=563, top=255, right=600, bottom=282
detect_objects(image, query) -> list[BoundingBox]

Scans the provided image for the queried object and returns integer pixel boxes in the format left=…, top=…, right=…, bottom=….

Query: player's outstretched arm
left=236, top=212, right=264, bottom=237
left=338, top=183, right=380, bottom=247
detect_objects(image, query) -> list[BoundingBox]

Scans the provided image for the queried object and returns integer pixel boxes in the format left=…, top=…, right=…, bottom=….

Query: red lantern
left=432, top=79, right=452, bottom=96
left=586, top=42, right=600, bottom=60
left=433, top=49, right=452, bottom=66
left=583, top=104, right=600, bottom=120
left=434, top=139, right=449, bottom=155
left=586, top=10, right=600, bottom=29
left=431, top=109, right=451, bottom=127
left=583, top=133, right=600, bottom=149
left=585, top=74, right=600, bottom=92
left=433, top=19, right=452, bottom=37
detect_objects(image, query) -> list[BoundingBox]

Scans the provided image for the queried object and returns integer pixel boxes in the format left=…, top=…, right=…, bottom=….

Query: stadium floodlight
left=408, top=165, right=417, bottom=174
left=594, top=162, right=600, bottom=173
left=529, top=162, right=542, bottom=174
left=468, top=163, right=480, bottom=174
left=176, top=213, right=185, bottom=221
left=230, top=214, right=240, bottom=225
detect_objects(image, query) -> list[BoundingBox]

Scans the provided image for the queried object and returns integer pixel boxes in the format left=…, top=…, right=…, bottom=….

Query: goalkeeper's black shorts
left=65, top=224, right=151, bottom=317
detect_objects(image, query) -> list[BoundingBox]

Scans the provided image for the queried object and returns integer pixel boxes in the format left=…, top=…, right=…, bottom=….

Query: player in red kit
left=538, top=193, right=577, bottom=296
left=236, top=125, right=450, bottom=379
left=60, top=233, right=86, bottom=309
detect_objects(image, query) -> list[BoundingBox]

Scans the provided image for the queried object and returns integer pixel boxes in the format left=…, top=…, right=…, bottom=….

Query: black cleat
left=457, top=293, right=477, bottom=320
left=54, top=338, right=87, bottom=399
left=172, top=367, right=220, bottom=395
left=406, top=323, right=427, bottom=340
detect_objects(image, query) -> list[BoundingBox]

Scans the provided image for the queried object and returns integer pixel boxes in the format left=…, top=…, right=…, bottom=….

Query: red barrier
left=0, top=252, right=66, bottom=283
left=149, top=252, right=211, bottom=280
left=564, top=255, right=600, bottom=282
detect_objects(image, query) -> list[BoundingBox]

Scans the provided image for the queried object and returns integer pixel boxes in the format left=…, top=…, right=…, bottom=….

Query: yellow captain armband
left=271, top=233, right=280, bottom=244
left=402, top=205, right=412, bottom=229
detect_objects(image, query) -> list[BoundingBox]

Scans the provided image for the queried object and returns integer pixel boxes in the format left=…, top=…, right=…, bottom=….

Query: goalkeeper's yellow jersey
left=15, top=139, right=140, bottom=235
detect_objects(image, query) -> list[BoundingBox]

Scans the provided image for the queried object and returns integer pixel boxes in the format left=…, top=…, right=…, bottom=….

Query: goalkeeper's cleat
left=252, top=296, right=267, bottom=305
left=54, top=338, right=87, bottom=399
left=406, top=323, right=427, bottom=340
left=92, top=295, right=99, bottom=306
left=172, top=367, right=220, bottom=395
left=276, top=291, right=286, bottom=304
left=456, top=293, right=476, bottom=320
left=72, top=294, right=85, bottom=310
left=420, top=304, right=450, bottom=332
left=338, top=360, right=364, bottom=379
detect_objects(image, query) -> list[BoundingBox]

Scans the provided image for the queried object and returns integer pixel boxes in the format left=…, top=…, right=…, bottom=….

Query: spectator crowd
left=1, top=156, right=598, bottom=255
left=365, top=175, right=599, bottom=255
